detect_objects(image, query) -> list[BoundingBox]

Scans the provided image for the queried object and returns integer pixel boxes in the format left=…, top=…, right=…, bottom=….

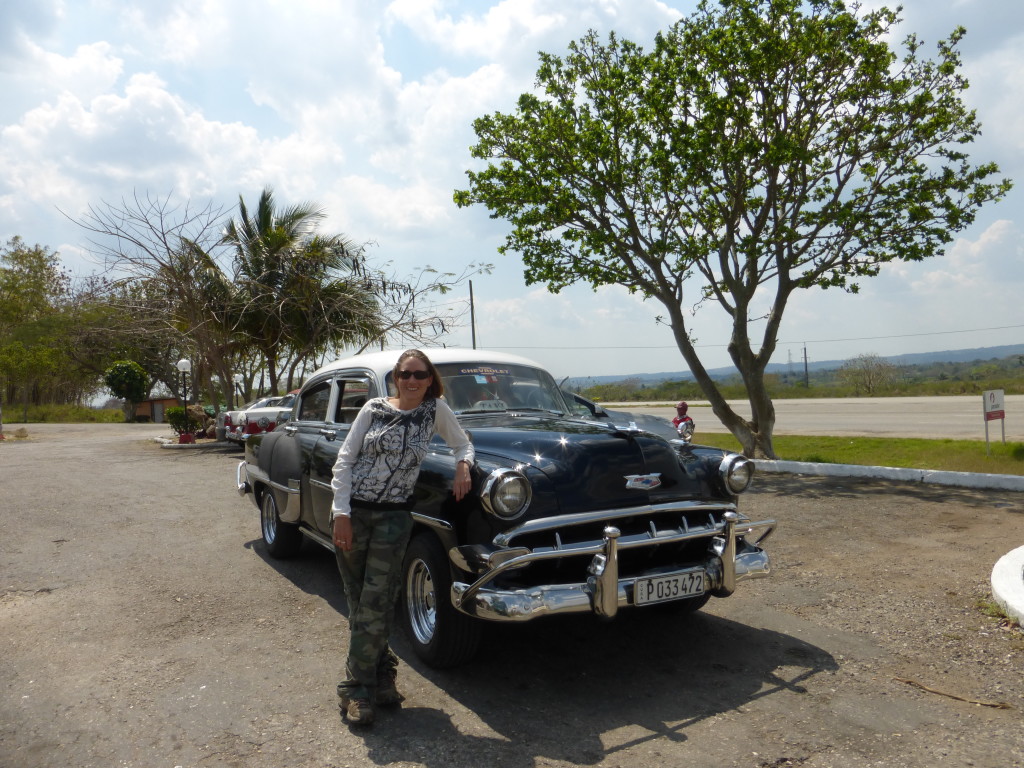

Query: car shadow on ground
left=249, top=536, right=837, bottom=766
left=378, top=609, right=836, bottom=768
left=244, top=536, right=350, bottom=615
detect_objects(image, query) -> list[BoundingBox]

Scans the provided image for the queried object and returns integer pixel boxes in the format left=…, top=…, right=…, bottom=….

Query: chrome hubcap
left=405, top=558, right=436, bottom=645
left=261, top=495, right=277, bottom=544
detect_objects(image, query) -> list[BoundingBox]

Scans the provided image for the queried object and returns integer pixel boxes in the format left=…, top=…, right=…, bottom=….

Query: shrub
left=164, top=406, right=189, bottom=436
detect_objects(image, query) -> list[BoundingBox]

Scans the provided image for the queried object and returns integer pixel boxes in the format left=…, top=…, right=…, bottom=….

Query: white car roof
left=312, top=348, right=547, bottom=379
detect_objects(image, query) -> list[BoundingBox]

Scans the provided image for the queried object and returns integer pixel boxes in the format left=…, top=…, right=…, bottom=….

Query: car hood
left=456, top=412, right=726, bottom=515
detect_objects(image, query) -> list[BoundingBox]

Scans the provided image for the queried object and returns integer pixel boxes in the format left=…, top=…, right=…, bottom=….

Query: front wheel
left=399, top=532, right=482, bottom=668
left=260, top=491, right=302, bottom=558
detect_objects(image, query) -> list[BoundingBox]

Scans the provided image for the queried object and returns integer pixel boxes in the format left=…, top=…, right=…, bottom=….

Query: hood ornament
left=624, top=473, right=661, bottom=490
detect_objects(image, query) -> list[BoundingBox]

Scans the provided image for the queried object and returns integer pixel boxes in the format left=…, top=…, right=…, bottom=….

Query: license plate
left=634, top=570, right=705, bottom=606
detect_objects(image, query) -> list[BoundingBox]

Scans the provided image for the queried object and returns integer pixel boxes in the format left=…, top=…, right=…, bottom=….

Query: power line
left=785, top=324, right=1024, bottom=345
left=484, top=323, right=1024, bottom=351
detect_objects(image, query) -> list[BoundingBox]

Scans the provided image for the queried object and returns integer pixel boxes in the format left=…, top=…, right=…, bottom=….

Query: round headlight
left=481, top=468, right=532, bottom=520
left=720, top=454, right=753, bottom=495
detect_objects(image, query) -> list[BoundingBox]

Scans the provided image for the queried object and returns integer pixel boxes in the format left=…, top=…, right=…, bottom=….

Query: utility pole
left=803, top=344, right=810, bottom=388
left=469, top=280, right=477, bottom=349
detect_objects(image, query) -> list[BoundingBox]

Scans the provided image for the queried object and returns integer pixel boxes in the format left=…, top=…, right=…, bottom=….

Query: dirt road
left=2, top=423, right=1023, bottom=767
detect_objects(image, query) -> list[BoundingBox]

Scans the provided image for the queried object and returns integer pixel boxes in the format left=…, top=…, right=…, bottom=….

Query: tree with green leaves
left=455, top=0, right=1011, bottom=457
left=0, top=342, right=60, bottom=422
left=104, top=360, right=150, bottom=421
left=0, top=237, right=84, bottom=419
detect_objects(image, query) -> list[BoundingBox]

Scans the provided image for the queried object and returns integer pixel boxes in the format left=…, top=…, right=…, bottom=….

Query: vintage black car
left=237, top=349, right=775, bottom=667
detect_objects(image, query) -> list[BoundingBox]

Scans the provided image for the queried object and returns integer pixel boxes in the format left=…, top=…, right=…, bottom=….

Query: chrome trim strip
left=300, top=527, right=334, bottom=552
left=269, top=479, right=299, bottom=495
left=493, top=500, right=739, bottom=546
left=281, top=478, right=302, bottom=522
left=492, top=514, right=776, bottom=558
left=411, top=512, right=455, bottom=532
left=309, top=478, right=333, bottom=492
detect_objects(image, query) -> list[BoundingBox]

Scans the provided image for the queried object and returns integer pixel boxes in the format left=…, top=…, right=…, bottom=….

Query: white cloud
left=0, top=72, right=269, bottom=216
left=387, top=0, right=571, bottom=58
left=0, top=0, right=62, bottom=61
left=909, top=219, right=1022, bottom=290
left=116, top=0, right=232, bottom=66
left=0, top=0, right=1020, bottom=378
left=387, top=0, right=682, bottom=63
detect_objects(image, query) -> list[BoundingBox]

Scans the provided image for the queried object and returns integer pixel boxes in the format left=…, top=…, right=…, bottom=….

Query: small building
left=135, top=397, right=180, bottom=423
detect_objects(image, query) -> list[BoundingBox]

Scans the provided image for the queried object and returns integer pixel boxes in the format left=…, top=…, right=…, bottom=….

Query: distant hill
left=569, top=344, right=1024, bottom=386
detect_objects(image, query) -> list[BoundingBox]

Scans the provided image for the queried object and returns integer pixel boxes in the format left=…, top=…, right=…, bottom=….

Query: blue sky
left=1, top=0, right=1021, bottom=380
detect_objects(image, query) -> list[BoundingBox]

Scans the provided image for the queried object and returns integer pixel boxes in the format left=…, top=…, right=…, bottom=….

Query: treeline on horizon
left=577, top=352, right=1024, bottom=403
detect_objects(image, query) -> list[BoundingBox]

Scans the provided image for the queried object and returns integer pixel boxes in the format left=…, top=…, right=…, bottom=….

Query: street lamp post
left=232, top=373, right=244, bottom=410
left=176, top=359, right=192, bottom=443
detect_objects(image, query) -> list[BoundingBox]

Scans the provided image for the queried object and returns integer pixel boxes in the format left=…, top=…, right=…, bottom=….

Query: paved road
left=623, top=394, right=1024, bottom=441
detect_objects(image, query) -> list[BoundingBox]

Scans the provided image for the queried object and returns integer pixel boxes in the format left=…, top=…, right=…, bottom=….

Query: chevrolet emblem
left=624, top=473, right=661, bottom=490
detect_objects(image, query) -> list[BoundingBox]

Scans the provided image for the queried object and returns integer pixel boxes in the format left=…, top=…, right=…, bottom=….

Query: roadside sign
left=982, top=389, right=1006, bottom=455
left=983, top=389, right=1005, bottom=421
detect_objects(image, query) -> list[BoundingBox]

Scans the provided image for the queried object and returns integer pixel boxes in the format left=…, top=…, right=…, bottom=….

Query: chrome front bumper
left=451, top=512, right=775, bottom=622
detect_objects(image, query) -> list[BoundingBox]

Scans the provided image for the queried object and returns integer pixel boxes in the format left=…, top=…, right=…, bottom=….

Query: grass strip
left=693, top=434, right=1024, bottom=477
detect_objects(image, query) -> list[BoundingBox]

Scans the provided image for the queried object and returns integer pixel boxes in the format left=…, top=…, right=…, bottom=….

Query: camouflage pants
left=335, top=507, right=413, bottom=701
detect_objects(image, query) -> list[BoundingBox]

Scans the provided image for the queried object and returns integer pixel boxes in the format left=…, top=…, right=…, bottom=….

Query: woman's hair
left=394, top=349, right=444, bottom=399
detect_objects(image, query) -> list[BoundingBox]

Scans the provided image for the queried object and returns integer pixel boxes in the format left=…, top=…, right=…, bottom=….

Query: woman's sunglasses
left=397, top=369, right=431, bottom=380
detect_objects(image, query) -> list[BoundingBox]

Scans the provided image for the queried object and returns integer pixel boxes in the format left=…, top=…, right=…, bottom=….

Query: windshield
left=432, top=362, right=568, bottom=414
left=243, top=396, right=278, bottom=410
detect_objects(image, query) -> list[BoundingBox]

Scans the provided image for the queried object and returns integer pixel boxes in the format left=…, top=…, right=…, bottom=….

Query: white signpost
left=983, top=389, right=1006, bottom=455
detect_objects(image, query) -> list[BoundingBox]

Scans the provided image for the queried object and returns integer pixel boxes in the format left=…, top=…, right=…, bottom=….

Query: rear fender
left=252, top=431, right=303, bottom=523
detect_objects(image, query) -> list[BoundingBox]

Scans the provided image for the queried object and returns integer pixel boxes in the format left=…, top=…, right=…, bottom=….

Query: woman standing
left=330, top=349, right=474, bottom=726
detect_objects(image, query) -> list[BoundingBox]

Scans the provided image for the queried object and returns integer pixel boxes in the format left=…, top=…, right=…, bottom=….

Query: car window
left=333, top=377, right=375, bottom=424
left=297, top=380, right=331, bottom=423
left=562, top=391, right=595, bottom=418
left=433, top=363, right=567, bottom=413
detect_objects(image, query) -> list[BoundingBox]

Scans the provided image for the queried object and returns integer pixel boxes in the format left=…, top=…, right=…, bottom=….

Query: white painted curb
left=752, top=459, right=1024, bottom=492
left=992, top=546, right=1024, bottom=627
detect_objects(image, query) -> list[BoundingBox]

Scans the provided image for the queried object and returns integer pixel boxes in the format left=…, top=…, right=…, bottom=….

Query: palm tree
left=223, top=187, right=380, bottom=392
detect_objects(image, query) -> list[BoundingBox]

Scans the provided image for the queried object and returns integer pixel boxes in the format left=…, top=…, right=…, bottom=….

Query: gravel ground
left=1, top=423, right=1022, bottom=768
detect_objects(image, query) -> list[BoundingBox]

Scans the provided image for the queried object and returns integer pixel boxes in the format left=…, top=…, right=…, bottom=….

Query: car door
left=269, top=377, right=334, bottom=524
left=307, top=372, right=378, bottom=534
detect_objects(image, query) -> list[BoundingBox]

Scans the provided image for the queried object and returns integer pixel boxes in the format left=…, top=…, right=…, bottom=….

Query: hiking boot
left=375, top=668, right=405, bottom=707
left=341, top=697, right=375, bottom=726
